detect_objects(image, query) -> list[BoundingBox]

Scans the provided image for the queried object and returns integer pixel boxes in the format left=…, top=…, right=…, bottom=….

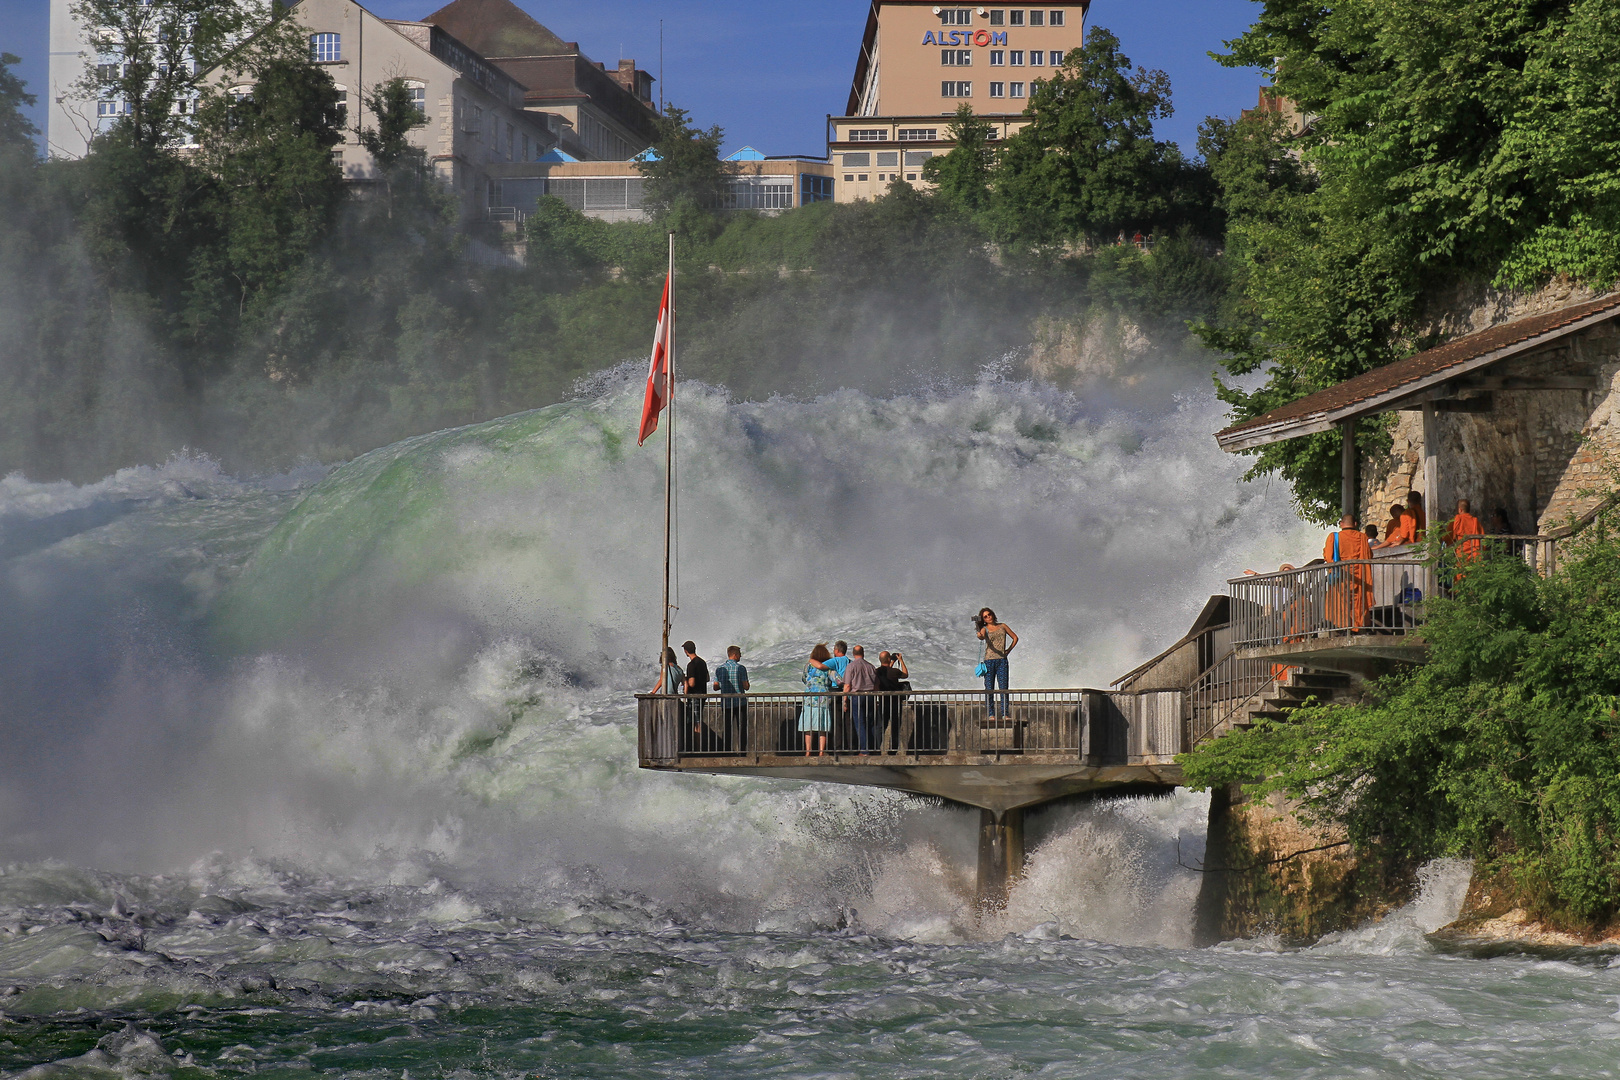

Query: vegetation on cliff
left=1199, top=0, right=1620, bottom=521
left=1183, top=514, right=1620, bottom=929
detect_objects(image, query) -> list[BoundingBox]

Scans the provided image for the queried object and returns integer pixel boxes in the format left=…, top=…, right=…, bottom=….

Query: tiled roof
left=1216, top=292, right=1620, bottom=450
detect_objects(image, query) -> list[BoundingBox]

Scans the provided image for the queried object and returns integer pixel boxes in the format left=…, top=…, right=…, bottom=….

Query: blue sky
left=10, top=0, right=1266, bottom=156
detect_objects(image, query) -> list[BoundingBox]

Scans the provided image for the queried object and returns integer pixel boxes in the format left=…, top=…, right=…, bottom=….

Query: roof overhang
left=1216, top=298, right=1620, bottom=453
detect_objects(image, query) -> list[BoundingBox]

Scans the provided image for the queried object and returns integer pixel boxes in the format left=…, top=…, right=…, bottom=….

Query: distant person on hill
left=713, top=645, right=750, bottom=752
left=975, top=608, right=1017, bottom=718
left=874, top=650, right=911, bottom=753
left=1443, top=498, right=1483, bottom=562
left=1324, top=515, right=1374, bottom=629
left=800, top=642, right=842, bottom=756
left=841, top=645, right=880, bottom=754
left=682, top=640, right=710, bottom=750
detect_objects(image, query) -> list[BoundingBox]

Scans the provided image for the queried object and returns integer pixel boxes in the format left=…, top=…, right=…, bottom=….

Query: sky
left=10, top=0, right=1266, bottom=157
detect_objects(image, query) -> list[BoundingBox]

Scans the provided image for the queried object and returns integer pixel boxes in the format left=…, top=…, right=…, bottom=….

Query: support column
left=977, top=807, right=1025, bottom=910
left=1421, top=401, right=1440, bottom=523
left=1340, top=420, right=1359, bottom=521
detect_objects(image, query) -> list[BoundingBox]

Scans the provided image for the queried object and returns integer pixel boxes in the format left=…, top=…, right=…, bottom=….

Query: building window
left=468, top=104, right=482, bottom=135
left=1009, top=9, right=1024, bottom=25
left=904, top=150, right=934, bottom=165
left=941, top=80, right=972, bottom=97
left=331, top=84, right=347, bottom=126
left=96, top=63, right=120, bottom=83
left=506, top=122, right=514, bottom=160
left=941, top=49, right=972, bottom=66
left=310, top=33, right=340, bottom=63
left=97, top=100, right=119, bottom=116
left=989, top=81, right=1005, bottom=98
left=841, top=152, right=871, bottom=167
left=857, top=173, right=868, bottom=181
left=939, top=8, right=972, bottom=24
left=876, top=151, right=898, bottom=166
left=801, top=173, right=833, bottom=203
left=1010, top=82, right=1026, bottom=97
left=844, top=174, right=853, bottom=181
left=405, top=80, right=426, bottom=118
left=1028, top=9, right=1044, bottom=24
left=331, top=150, right=343, bottom=165
left=1049, top=9, right=1064, bottom=25
left=1052, top=49, right=1068, bottom=65
left=848, top=128, right=886, bottom=141
left=1030, top=50, right=1044, bottom=66
left=989, top=50, right=1004, bottom=65
left=989, top=9, right=1004, bottom=24
left=898, top=127, right=938, bottom=141
left=1009, top=50, right=1025, bottom=65
left=521, top=133, right=530, bottom=160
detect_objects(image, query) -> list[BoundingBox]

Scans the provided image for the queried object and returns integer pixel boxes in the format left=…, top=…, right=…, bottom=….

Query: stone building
left=1217, top=290, right=1620, bottom=536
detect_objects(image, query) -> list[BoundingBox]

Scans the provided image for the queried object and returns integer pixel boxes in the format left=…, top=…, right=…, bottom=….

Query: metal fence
left=1229, top=558, right=1431, bottom=649
left=638, top=689, right=1101, bottom=763
left=1189, top=651, right=1280, bottom=746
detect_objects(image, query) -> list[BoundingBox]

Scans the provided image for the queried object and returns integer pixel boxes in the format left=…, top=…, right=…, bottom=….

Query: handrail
left=1228, top=557, right=1430, bottom=650
left=1189, top=652, right=1279, bottom=747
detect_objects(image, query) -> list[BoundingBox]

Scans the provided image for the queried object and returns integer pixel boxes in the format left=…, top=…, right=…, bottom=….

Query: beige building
left=830, top=1, right=1089, bottom=201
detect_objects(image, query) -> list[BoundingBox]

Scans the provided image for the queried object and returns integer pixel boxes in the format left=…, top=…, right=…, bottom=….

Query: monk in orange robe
left=1375, top=491, right=1425, bottom=549
left=1324, top=514, right=1374, bottom=630
left=1443, top=498, right=1483, bottom=563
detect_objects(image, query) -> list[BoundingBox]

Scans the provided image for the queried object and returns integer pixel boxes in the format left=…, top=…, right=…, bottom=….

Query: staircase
left=1191, top=660, right=1359, bottom=747
left=1238, top=669, right=1356, bottom=728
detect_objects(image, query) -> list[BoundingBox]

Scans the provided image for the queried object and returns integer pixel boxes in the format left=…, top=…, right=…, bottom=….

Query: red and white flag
left=637, top=272, right=672, bottom=445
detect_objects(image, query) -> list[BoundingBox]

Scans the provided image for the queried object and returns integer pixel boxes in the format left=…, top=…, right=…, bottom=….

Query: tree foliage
left=636, top=104, right=731, bottom=223
left=922, top=104, right=993, bottom=215
left=1183, top=515, right=1620, bottom=927
left=0, top=53, right=38, bottom=153
left=1203, top=0, right=1620, bottom=519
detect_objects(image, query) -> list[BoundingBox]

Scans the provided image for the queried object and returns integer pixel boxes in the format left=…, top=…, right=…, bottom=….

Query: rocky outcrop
left=1025, top=310, right=1154, bottom=389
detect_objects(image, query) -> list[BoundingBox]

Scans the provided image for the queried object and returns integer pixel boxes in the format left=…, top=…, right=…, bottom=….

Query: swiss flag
left=637, top=272, right=672, bottom=445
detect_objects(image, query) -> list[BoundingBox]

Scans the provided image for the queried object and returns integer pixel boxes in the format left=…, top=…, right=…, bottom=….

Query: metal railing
left=1190, top=651, right=1282, bottom=746
left=637, top=689, right=1097, bottom=763
left=1229, top=558, right=1431, bottom=650
left=483, top=205, right=527, bottom=224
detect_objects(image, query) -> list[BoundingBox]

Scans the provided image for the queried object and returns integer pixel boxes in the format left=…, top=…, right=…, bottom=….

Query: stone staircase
left=1234, top=669, right=1357, bottom=730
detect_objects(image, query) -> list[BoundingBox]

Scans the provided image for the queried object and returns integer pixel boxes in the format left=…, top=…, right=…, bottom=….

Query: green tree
left=636, top=104, right=731, bottom=222
left=0, top=53, right=39, bottom=153
left=1205, top=0, right=1620, bottom=518
left=987, top=27, right=1213, bottom=245
left=359, top=77, right=428, bottom=217
left=921, top=103, right=993, bottom=214
left=71, top=0, right=268, bottom=150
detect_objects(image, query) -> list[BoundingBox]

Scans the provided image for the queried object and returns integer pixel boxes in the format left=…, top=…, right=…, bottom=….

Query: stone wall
left=1358, top=286, right=1620, bottom=536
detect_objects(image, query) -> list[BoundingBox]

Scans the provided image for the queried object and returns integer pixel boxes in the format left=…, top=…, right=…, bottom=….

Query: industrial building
left=829, top=1, right=1089, bottom=201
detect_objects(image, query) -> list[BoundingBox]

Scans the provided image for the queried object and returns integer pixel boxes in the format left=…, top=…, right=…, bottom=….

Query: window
left=1050, top=9, right=1064, bottom=25
left=229, top=85, right=252, bottom=102
left=96, top=63, right=119, bottom=83
left=1009, top=9, right=1025, bottom=24
left=506, top=122, right=514, bottom=160
left=848, top=128, right=886, bottom=141
left=939, top=8, right=972, bottom=24
left=468, top=104, right=482, bottom=135
left=1029, top=9, right=1044, bottom=24
left=1010, top=50, right=1024, bottom=65
left=857, top=173, right=868, bottom=181
left=841, top=152, right=871, bottom=167
left=331, top=150, right=343, bottom=164
left=941, top=49, right=972, bottom=66
left=844, top=174, right=853, bottom=181
left=989, top=82, right=1005, bottom=98
left=1052, top=49, right=1067, bottom=65
left=310, top=32, right=340, bottom=63
left=331, top=84, right=347, bottom=126
left=1010, top=82, right=1026, bottom=97
left=989, top=9, right=1004, bottom=24
left=405, top=80, right=426, bottom=118
left=97, top=100, right=119, bottom=116
left=904, top=150, right=933, bottom=165
left=800, top=173, right=833, bottom=203
left=1029, top=50, right=1044, bottom=65
left=898, top=127, right=937, bottom=140
left=941, top=80, right=972, bottom=97
left=989, top=50, right=1004, bottom=65
left=876, top=151, right=898, bottom=166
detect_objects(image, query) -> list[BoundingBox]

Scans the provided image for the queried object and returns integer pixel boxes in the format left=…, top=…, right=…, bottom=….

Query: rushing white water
left=5, top=367, right=1610, bottom=1077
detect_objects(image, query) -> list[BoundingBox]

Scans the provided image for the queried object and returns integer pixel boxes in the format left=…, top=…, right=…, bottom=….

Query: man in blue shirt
left=712, top=645, right=750, bottom=752
left=824, top=642, right=852, bottom=750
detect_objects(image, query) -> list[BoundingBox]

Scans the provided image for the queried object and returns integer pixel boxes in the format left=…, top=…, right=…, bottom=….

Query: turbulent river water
left=3, top=367, right=1619, bottom=1078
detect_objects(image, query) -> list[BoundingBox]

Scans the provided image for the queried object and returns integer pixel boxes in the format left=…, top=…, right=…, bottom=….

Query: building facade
left=829, top=1, right=1088, bottom=202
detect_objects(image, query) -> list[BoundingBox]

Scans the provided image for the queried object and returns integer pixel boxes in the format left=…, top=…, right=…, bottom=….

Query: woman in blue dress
left=800, top=642, right=841, bottom=756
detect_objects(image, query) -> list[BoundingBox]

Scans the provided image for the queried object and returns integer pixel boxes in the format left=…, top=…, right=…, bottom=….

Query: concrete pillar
left=1340, top=420, right=1359, bottom=521
left=1192, top=783, right=1238, bottom=946
left=1421, top=401, right=1440, bottom=524
left=977, top=807, right=1025, bottom=910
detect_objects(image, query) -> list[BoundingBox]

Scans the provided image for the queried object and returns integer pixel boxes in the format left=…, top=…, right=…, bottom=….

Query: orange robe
left=1444, top=511, right=1483, bottom=562
left=1386, top=511, right=1420, bottom=547
left=1324, top=528, right=1374, bottom=629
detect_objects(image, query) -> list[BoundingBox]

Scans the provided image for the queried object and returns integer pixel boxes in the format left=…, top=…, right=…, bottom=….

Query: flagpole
left=660, top=231, right=675, bottom=672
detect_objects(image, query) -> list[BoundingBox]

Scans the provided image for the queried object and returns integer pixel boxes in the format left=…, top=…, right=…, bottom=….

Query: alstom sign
left=921, top=29, right=1008, bottom=45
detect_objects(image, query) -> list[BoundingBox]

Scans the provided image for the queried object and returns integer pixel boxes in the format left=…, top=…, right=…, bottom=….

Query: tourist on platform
left=1364, top=523, right=1379, bottom=543
left=824, top=641, right=852, bottom=747
left=713, top=645, right=750, bottom=752
left=1488, top=507, right=1515, bottom=536
left=647, top=646, right=684, bottom=757
left=1324, top=515, right=1374, bottom=630
left=650, top=646, right=683, bottom=695
left=1443, top=498, right=1484, bottom=563
left=875, top=650, right=911, bottom=753
left=682, top=640, right=710, bottom=750
left=975, top=608, right=1018, bottom=718
left=800, top=643, right=842, bottom=756
left=841, top=645, right=880, bottom=754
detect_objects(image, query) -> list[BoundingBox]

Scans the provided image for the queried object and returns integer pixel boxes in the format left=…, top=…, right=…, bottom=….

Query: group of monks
left=1321, top=491, right=1487, bottom=629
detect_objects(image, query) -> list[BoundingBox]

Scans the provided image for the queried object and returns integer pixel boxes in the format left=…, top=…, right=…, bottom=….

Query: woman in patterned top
left=800, top=642, right=841, bottom=757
